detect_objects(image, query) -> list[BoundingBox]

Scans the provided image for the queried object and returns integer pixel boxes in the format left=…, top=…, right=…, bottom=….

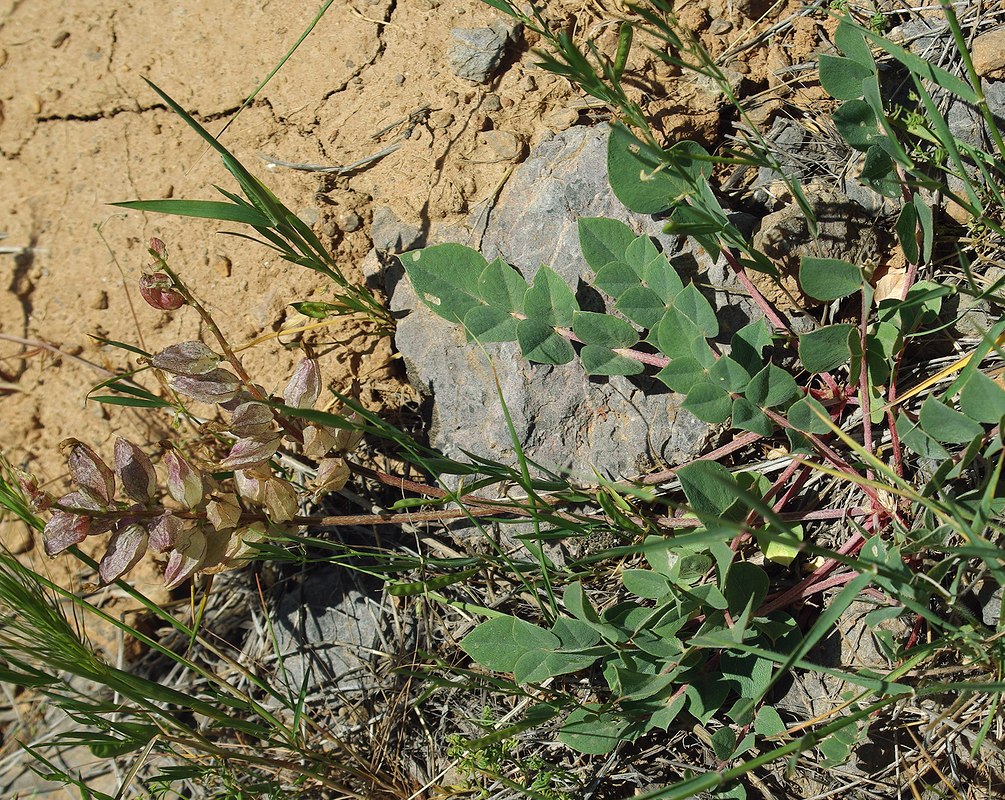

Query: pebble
left=0, top=49, right=8, bottom=68
left=212, top=255, right=232, bottom=277
left=339, top=211, right=363, bottom=232
left=709, top=19, right=732, bottom=35
left=542, top=107, right=580, bottom=132
left=972, top=28, right=1005, bottom=78
left=90, top=290, right=108, bottom=310
left=477, top=130, right=522, bottom=161
left=483, top=93, right=502, bottom=112
left=520, top=74, right=536, bottom=92
left=429, top=109, right=454, bottom=129
left=448, top=22, right=514, bottom=83
left=51, top=31, right=70, bottom=48
left=392, top=73, right=405, bottom=86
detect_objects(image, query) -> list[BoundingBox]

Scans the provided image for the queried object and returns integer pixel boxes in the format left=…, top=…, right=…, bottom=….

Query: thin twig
left=260, top=143, right=401, bottom=175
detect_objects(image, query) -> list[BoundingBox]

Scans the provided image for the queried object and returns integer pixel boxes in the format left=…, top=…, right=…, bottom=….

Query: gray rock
left=448, top=22, right=515, bottom=83
left=272, top=567, right=401, bottom=695
left=390, top=124, right=741, bottom=481
left=371, top=206, right=422, bottom=254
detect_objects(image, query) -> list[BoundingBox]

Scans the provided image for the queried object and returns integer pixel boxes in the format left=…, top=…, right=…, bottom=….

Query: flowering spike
left=164, top=527, right=208, bottom=589
left=283, top=358, right=321, bottom=409
left=148, top=511, right=182, bottom=553
left=139, top=272, right=185, bottom=311
left=114, top=437, right=157, bottom=502
left=219, top=435, right=282, bottom=471
left=98, top=523, right=148, bottom=584
left=151, top=341, right=221, bottom=376
left=63, top=439, right=115, bottom=505
left=230, top=401, right=276, bottom=438
left=163, top=450, right=204, bottom=509
left=43, top=511, right=90, bottom=556
left=171, top=369, right=241, bottom=405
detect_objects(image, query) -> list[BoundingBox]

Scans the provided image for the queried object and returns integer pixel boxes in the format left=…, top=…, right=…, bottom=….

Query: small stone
left=972, top=28, right=1005, bottom=78
left=483, top=93, right=503, bottom=112
left=339, top=211, right=363, bottom=232
left=0, top=49, right=8, bottom=68
left=392, top=73, right=405, bottom=85
left=370, top=206, right=421, bottom=254
left=476, top=130, right=522, bottom=161
left=520, top=74, right=536, bottom=91
left=90, top=290, right=108, bottom=310
left=429, top=109, right=454, bottom=129
left=448, top=21, right=516, bottom=83
left=298, top=207, right=320, bottom=227
left=51, top=31, right=70, bottom=48
left=542, top=107, right=580, bottom=132
left=709, top=19, right=732, bottom=35
left=212, top=255, right=232, bottom=277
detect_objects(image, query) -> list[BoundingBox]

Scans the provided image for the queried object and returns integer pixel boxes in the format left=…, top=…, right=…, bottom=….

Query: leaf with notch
left=683, top=381, right=732, bottom=423
left=960, top=371, right=1005, bottom=424
left=523, top=265, right=577, bottom=327
left=578, top=217, right=636, bottom=271
left=799, top=324, right=854, bottom=373
left=676, top=460, right=739, bottom=519
left=615, top=286, right=666, bottom=328
left=461, top=616, right=560, bottom=673
left=581, top=346, right=644, bottom=376
left=919, top=396, right=983, bottom=444
left=643, top=252, right=684, bottom=303
left=517, top=319, right=575, bottom=364
left=799, top=257, right=862, bottom=302
left=594, top=261, right=642, bottom=299
left=731, top=318, right=772, bottom=377
left=403, top=244, right=485, bottom=323
left=746, top=363, right=799, bottom=408
left=463, top=306, right=518, bottom=342
left=709, top=356, right=751, bottom=392
left=673, top=283, right=718, bottom=337
left=832, top=98, right=881, bottom=151
left=478, top=257, right=526, bottom=312
left=625, top=235, right=660, bottom=277
left=572, top=311, right=639, bottom=348
left=654, top=307, right=707, bottom=359
left=787, top=396, right=832, bottom=434
left=732, top=397, right=773, bottom=436
left=819, top=54, right=873, bottom=100
left=658, top=357, right=706, bottom=393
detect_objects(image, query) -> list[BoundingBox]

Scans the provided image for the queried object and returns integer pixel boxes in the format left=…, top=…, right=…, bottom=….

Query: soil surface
left=0, top=0, right=813, bottom=602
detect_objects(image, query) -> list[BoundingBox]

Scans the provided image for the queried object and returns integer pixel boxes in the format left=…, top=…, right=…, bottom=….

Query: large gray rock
left=390, top=124, right=742, bottom=481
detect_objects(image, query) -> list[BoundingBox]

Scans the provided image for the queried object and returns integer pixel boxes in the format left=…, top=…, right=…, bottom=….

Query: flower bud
left=222, top=522, right=267, bottom=568
left=164, top=526, right=208, bottom=589
left=63, top=439, right=115, bottom=506
left=219, top=435, right=282, bottom=471
left=163, top=450, right=204, bottom=509
left=312, top=457, right=350, bottom=499
left=303, top=424, right=338, bottom=459
left=283, top=358, right=321, bottom=409
left=148, top=511, right=181, bottom=553
left=230, top=401, right=276, bottom=438
left=206, top=493, right=242, bottom=531
left=151, top=341, right=221, bottom=376
left=333, top=412, right=365, bottom=454
left=139, top=272, right=185, bottom=311
left=234, top=468, right=267, bottom=503
left=114, top=437, right=157, bottom=502
left=148, top=237, right=167, bottom=261
left=15, top=469, right=52, bottom=512
left=171, top=368, right=241, bottom=405
left=98, top=522, right=148, bottom=584
left=43, top=511, right=90, bottom=556
left=263, top=478, right=298, bottom=523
